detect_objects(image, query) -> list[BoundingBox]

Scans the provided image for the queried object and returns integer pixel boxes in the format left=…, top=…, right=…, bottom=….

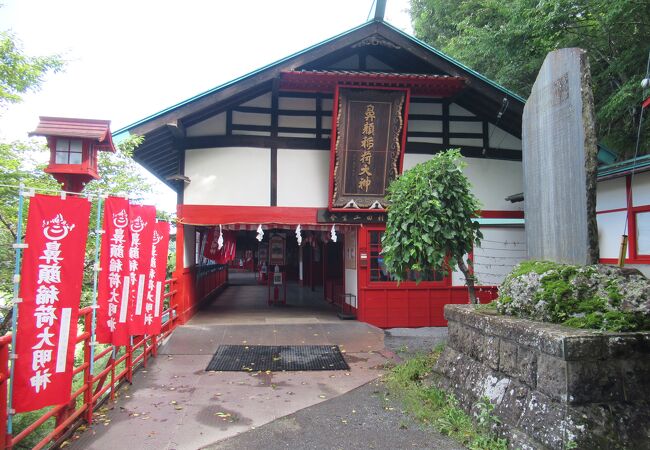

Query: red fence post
left=126, top=342, right=133, bottom=383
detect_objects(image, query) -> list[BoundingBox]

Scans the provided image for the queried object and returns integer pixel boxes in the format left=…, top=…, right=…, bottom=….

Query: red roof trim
left=280, top=70, right=466, bottom=96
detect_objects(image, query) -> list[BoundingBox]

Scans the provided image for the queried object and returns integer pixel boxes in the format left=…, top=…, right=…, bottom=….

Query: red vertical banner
left=96, top=197, right=131, bottom=346
left=13, top=194, right=90, bottom=413
left=127, top=204, right=156, bottom=335
left=145, top=222, right=170, bottom=335
left=203, top=227, right=219, bottom=261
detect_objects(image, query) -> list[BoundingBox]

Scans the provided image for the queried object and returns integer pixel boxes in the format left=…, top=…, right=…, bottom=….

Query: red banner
left=96, top=197, right=131, bottom=346
left=14, top=194, right=90, bottom=413
left=144, top=222, right=170, bottom=335
left=203, top=228, right=236, bottom=264
left=127, top=204, right=156, bottom=336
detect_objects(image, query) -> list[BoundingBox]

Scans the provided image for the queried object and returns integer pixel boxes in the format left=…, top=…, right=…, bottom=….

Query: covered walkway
left=69, top=282, right=391, bottom=450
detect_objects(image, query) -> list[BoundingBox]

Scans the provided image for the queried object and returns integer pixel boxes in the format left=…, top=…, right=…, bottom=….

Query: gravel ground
left=202, top=327, right=460, bottom=450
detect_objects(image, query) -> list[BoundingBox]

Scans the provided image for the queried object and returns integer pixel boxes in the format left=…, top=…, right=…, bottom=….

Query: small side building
left=115, top=18, right=527, bottom=327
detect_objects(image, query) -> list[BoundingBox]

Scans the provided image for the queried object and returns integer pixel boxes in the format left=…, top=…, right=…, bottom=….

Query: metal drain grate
left=205, top=345, right=350, bottom=372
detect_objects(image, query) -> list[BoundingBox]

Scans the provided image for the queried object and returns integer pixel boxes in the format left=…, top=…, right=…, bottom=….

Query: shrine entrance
left=197, top=227, right=346, bottom=323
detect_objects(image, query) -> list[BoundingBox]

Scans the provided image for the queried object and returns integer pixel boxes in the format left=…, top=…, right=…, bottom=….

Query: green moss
left=509, top=260, right=560, bottom=277
left=496, top=261, right=650, bottom=332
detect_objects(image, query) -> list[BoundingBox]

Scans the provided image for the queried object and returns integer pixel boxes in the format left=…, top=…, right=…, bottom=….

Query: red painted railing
left=0, top=278, right=178, bottom=450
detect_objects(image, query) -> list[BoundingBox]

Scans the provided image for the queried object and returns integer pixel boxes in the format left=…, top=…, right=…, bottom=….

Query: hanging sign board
left=14, top=194, right=90, bottom=413
left=269, top=235, right=285, bottom=266
left=330, top=87, right=408, bottom=209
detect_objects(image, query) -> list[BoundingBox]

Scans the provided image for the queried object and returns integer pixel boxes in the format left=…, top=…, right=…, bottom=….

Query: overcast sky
left=0, top=0, right=413, bottom=211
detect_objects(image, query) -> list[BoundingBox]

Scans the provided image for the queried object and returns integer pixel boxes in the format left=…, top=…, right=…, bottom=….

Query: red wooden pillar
left=174, top=217, right=187, bottom=324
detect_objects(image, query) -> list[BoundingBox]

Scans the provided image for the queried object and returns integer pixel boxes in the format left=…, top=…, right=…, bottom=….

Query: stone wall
left=434, top=305, right=650, bottom=449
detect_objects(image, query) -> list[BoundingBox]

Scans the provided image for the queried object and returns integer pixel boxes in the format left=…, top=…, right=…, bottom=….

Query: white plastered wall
left=451, top=226, right=526, bottom=286
left=632, top=171, right=650, bottom=206
left=186, top=113, right=226, bottom=137
left=184, top=147, right=271, bottom=206
left=277, top=149, right=330, bottom=207
left=597, top=211, right=628, bottom=259
left=402, top=155, right=523, bottom=212
left=345, top=269, right=358, bottom=305
left=597, top=177, right=626, bottom=211
left=183, top=225, right=196, bottom=268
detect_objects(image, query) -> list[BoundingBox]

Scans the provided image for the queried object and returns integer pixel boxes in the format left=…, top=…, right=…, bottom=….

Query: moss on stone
left=495, top=261, right=650, bottom=332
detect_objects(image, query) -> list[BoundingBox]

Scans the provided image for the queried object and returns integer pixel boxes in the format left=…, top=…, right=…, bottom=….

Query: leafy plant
left=382, top=149, right=482, bottom=302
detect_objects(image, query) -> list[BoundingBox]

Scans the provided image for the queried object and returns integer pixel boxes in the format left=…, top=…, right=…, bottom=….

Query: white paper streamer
left=256, top=224, right=264, bottom=242
left=296, top=224, right=302, bottom=245
left=218, top=224, right=224, bottom=250
left=330, top=224, right=337, bottom=243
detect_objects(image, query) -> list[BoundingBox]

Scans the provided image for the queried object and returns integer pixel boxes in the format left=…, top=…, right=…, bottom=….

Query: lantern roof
left=30, top=117, right=116, bottom=152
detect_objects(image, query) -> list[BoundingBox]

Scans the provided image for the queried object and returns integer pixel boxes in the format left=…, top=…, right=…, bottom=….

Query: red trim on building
left=178, top=205, right=321, bottom=226
left=479, top=210, right=524, bottom=218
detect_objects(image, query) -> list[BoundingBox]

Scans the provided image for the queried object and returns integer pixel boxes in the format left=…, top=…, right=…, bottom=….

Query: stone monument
left=523, top=48, right=599, bottom=265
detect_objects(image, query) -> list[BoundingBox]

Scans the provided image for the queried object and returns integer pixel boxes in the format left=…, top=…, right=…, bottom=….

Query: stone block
left=536, top=353, right=567, bottom=401
left=621, top=358, right=650, bottom=402
left=483, top=335, right=500, bottom=371
left=563, top=335, right=605, bottom=360
left=494, top=380, right=529, bottom=427
left=517, top=391, right=568, bottom=449
left=499, top=340, right=518, bottom=377
left=566, top=360, right=623, bottom=404
left=516, top=345, right=538, bottom=389
left=606, top=333, right=650, bottom=358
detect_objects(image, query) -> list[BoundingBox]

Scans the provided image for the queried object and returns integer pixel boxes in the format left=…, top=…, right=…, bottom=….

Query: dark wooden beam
left=270, top=78, right=279, bottom=206
left=442, top=100, right=450, bottom=147
left=316, top=93, right=323, bottom=140
left=180, top=135, right=329, bottom=150
left=405, top=142, right=521, bottom=161
left=226, top=109, right=233, bottom=136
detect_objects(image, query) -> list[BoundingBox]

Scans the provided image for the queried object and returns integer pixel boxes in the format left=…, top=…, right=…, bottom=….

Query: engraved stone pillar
left=523, top=48, right=599, bottom=265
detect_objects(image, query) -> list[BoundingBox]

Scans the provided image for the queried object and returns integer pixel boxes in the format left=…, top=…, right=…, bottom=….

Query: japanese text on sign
left=358, top=104, right=376, bottom=193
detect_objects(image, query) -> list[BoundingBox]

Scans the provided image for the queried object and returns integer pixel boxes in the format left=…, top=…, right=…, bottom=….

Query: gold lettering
left=359, top=165, right=372, bottom=177
left=358, top=177, right=371, bottom=192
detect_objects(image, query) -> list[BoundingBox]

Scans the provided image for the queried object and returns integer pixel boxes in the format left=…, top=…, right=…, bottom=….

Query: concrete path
left=69, top=283, right=391, bottom=450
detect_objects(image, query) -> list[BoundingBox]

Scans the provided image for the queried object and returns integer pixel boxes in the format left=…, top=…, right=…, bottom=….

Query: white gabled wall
left=277, top=149, right=330, bottom=207
left=184, top=147, right=271, bottom=206
left=403, top=154, right=523, bottom=212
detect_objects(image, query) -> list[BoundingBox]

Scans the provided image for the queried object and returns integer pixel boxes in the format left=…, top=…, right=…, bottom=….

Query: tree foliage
left=381, top=149, right=482, bottom=302
left=0, top=31, right=63, bottom=107
left=410, top=0, right=650, bottom=158
left=0, top=137, right=153, bottom=332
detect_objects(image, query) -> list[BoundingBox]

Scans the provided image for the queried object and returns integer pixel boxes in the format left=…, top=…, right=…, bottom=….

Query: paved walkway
left=70, top=282, right=393, bottom=450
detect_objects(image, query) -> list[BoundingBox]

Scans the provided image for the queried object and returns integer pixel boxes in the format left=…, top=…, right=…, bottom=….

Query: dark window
left=55, top=139, right=83, bottom=164
left=369, top=231, right=446, bottom=282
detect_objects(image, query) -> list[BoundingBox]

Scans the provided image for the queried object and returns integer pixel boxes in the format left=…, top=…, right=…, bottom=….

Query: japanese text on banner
left=144, top=222, right=170, bottom=335
left=96, top=196, right=131, bottom=346
left=14, top=194, right=90, bottom=413
left=127, top=204, right=156, bottom=336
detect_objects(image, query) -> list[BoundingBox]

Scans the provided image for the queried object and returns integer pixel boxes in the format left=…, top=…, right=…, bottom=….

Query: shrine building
left=114, top=15, right=528, bottom=328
